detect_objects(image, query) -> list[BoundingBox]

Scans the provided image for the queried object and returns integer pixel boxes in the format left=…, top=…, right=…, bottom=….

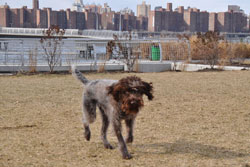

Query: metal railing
left=0, top=27, right=138, bottom=39
left=0, top=38, right=187, bottom=67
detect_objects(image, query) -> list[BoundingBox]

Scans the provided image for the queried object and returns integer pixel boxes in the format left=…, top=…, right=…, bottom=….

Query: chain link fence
left=0, top=38, right=189, bottom=68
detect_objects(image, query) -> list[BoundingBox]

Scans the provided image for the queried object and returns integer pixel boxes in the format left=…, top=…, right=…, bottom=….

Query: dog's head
left=107, top=76, right=153, bottom=115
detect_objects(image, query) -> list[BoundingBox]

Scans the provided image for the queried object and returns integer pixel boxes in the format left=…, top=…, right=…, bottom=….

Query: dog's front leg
left=125, top=119, right=134, bottom=143
left=113, top=119, right=132, bottom=159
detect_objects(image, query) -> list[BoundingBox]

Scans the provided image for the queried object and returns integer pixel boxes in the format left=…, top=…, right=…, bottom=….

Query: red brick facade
left=0, top=1, right=248, bottom=33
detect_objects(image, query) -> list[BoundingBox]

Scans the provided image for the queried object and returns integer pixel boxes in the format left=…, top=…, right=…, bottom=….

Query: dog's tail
left=71, top=65, right=89, bottom=85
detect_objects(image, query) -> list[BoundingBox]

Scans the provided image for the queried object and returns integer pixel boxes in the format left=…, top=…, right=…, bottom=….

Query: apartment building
left=0, top=1, right=248, bottom=33
left=137, top=1, right=151, bottom=17
left=210, top=10, right=248, bottom=33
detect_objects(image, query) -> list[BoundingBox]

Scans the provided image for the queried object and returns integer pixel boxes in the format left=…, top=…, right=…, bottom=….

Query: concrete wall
left=0, top=63, right=124, bottom=73
left=134, top=61, right=171, bottom=72
left=0, top=61, right=249, bottom=73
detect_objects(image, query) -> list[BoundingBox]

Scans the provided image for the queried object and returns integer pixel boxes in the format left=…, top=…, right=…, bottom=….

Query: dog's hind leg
left=99, top=106, right=113, bottom=149
left=82, top=98, right=97, bottom=141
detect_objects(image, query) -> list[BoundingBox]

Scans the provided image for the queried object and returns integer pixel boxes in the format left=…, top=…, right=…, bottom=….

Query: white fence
left=0, top=27, right=138, bottom=39
left=0, top=37, right=183, bottom=66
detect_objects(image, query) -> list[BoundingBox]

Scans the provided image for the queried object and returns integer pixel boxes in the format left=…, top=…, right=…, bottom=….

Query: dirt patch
left=1, top=71, right=250, bottom=166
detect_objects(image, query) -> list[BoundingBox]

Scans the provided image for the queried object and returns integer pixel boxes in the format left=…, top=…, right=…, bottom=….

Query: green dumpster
left=151, top=46, right=160, bottom=61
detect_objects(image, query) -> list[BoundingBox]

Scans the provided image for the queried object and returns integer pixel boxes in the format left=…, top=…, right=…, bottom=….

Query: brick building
left=209, top=10, right=248, bottom=32
left=0, top=4, right=10, bottom=27
left=36, top=9, right=48, bottom=28
left=0, top=0, right=87, bottom=30
left=137, top=1, right=151, bottom=17
left=136, top=16, right=148, bottom=31
left=101, top=12, right=119, bottom=30
left=148, top=3, right=247, bottom=33
left=183, top=8, right=209, bottom=32
left=148, top=3, right=187, bottom=32
left=209, top=13, right=218, bottom=31
left=0, top=1, right=248, bottom=33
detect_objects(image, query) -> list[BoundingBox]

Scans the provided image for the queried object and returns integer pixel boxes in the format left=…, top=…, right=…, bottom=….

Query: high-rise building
left=100, top=3, right=111, bottom=14
left=121, top=7, right=135, bottom=15
left=33, top=0, right=39, bottom=9
left=71, top=0, right=85, bottom=12
left=228, top=5, right=244, bottom=13
left=137, top=1, right=151, bottom=17
left=216, top=11, right=248, bottom=32
left=0, top=1, right=248, bottom=33
left=166, top=3, right=172, bottom=11
left=183, top=8, right=209, bottom=32
left=148, top=4, right=209, bottom=32
left=209, top=13, right=218, bottom=32
left=0, top=4, right=10, bottom=27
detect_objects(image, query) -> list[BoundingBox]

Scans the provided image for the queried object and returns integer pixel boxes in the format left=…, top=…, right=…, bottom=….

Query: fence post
left=4, top=42, right=8, bottom=65
left=127, top=43, right=131, bottom=71
left=21, top=40, right=24, bottom=67
left=187, top=40, right=191, bottom=62
left=158, top=42, right=162, bottom=62
left=59, top=44, right=62, bottom=67
left=93, top=44, right=97, bottom=71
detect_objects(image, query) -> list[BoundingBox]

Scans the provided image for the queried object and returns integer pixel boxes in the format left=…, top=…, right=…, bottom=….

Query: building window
left=4, top=42, right=8, bottom=50
left=79, top=50, right=86, bottom=59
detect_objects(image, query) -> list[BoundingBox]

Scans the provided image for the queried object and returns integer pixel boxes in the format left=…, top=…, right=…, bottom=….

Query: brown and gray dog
left=72, top=66, right=153, bottom=159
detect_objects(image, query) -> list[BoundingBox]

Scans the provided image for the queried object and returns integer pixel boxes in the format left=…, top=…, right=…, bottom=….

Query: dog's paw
left=126, top=136, right=133, bottom=143
left=122, top=153, right=132, bottom=160
left=104, top=144, right=114, bottom=149
left=84, top=131, right=91, bottom=141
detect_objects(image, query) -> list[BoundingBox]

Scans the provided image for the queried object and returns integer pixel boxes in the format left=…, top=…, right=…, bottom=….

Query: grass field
left=0, top=71, right=250, bottom=167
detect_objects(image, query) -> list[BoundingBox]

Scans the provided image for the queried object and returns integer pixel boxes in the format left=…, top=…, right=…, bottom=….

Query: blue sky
left=1, top=0, right=249, bottom=14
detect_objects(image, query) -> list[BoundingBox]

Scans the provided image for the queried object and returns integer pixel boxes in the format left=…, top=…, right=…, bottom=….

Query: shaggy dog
left=72, top=66, right=153, bottom=159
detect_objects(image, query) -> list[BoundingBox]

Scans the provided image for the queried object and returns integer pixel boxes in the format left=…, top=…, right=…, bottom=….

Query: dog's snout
left=130, top=98, right=137, bottom=103
left=130, top=98, right=141, bottom=105
left=130, top=100, right=136, bottom=104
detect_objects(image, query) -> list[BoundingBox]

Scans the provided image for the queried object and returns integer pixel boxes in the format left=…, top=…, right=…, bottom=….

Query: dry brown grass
left=1, top=71, right=250, bottom=167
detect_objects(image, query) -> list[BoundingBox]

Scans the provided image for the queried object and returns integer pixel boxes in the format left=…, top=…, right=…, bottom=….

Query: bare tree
left=106, top=33, right=137, bottom=72
left=40, top=25, right=65, bottom=73
left=192, top=31, right=223, bottom=69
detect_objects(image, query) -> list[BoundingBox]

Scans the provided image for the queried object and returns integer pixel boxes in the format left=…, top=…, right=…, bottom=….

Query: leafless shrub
left=190, top=31, right=223, bottom=69
left=40, top=25, right=65, bottom=73
left=161, top=41, right=189, bottom=71
left=98, top=53, right=110, bottom=73
left=28, top=49, right=37, bottom=73
left=217, top=41, right=233, bottom=66
left=231, top=43, right=250, bottom=65
left=191, top=33, right=250, bottom=68
left=106, top=33, right=138, bottom=72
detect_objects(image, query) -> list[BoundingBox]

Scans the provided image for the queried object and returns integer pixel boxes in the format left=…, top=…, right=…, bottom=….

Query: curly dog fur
left=72, top=66, right=153, bottom=159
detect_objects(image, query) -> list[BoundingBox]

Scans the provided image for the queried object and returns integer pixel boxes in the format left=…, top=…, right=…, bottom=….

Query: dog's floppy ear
left=107, top=83, right=125, bottom=102
left=141, top=81, right=154, bottom=100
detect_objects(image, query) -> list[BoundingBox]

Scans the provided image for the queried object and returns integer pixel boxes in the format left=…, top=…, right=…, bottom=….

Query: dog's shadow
left=134, top=139, right=249, bottom=159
